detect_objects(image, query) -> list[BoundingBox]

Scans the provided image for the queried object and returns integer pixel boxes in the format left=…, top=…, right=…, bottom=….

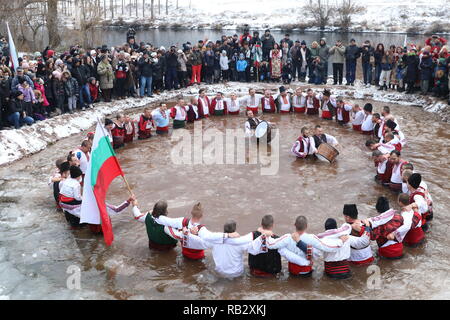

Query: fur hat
left=324, top=218, right=337, bottom=230
left=70, top=165, right=83, bottom=179
left=343, top=204, right=358, bottom=219
left=363, top=103, right=373, bottom=113
left=408, top=173, right=422, bottom=189
left=375, top=196, right=390, bottom=213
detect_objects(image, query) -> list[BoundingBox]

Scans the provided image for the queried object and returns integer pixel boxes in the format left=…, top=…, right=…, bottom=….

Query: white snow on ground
left=64, top=0, right=450, bottom=34
left=1, top=79, right=448, bottom=167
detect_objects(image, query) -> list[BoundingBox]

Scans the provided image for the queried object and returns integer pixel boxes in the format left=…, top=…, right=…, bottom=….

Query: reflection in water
left=0, top=97, right=449, bottom=299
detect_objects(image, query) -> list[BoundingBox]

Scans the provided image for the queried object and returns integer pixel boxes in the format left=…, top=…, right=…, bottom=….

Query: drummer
left=244, top=110, right=262, bottom=138
left=312, top=125, right=339, bottom=148
left=291, top=127, right=317, bottom=159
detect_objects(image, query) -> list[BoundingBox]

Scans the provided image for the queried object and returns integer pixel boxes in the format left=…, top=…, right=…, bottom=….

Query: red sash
left=349, top=256, right=374, bottom=266
left=378, top=242, right=403, bottom=259
left=324, top=260, right=350, bottom=276
left=280, top=110, right=290, bottom=114
left=182, top=247, right=205, bottom=260
left=156, top=126, right=169, bottom=131
left=246, top=106, right=258, bottom=114
left=288, top=262, right=312, bottom=275
left=294, top=107, right=306, bottom=113
left=361, top=130, right=372, bottom=135
left=322, top=110, right=332, bottom=119
left=352, top=124, right=362, bottom=131
left=228, top=111, right=240, bottom=115
left=250, top=268, right=276, bottom=278
left=59, top=195, right=75, bottom=203
left=404, top=227, right=425, bottom=246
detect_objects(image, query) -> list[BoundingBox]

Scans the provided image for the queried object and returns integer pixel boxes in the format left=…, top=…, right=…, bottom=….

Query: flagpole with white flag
left=6, top=22, right=19, bottom=71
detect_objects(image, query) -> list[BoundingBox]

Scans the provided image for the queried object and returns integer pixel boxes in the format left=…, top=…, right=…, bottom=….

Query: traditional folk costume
left=170, top=105, right=188, bottom=129
left=226, top=97, right=241, bottom=115
left=138, top=114, right=154, bottom=139
left=270, top=49, right=282, bottom=79
left=111, top=122, right=125, bottom=149
left=305, top=95, right=320, bottom=115
left=72, top=148, right=90, bottom=175
left=186, top=104, right=200, bottom=122
left=245, top=117, right=262, bottom=138
left=151, top=108, right=171, bottom=134
left=318, top=93, right=336, bottom=120
left=261, top=95, right=276, bottom=113
left=351, top=109, right=365, bottom=131
left=408, top=173, right=434, bottom=225
left=210, top=97, right=228, bottom=116
left=275, top=94, right=292, bottom=113
left=373, top=119, right=385, bottom=142
left=198, top=95, right=211, bottom=118
left=242, top=93, right=263, bottom=115
left=336, top=103, right=352, bottom=125
left=368, top=209, right=404, bottom=259
left=361, top=113, right=374, bottom=135
left=312, top=133, right=338, bottom=148
left=291, top=135, right=317, bottom=158
left=395, top=207, right=424, bottom=247
left=266, top=234, right=314, bottom=277
left=124, top=121, right=135, bottom=143
left=389, top=159, right=409, bottom=192
left=375, top=155, right=394, bottom=184
left=292, top=94, right=306, bottom=113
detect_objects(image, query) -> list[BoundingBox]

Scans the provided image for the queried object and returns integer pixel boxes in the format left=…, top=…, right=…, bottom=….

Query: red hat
left=47, top=50, right=55, bottom=58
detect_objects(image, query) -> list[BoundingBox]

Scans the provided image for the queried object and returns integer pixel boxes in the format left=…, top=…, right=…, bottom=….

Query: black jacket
left=138, top=57, right=154, bottom=77
left=345, top=44, right=361, bottom=61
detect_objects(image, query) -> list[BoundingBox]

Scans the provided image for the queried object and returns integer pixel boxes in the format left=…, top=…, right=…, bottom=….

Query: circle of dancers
left=51, top=85, right=434, bottom=280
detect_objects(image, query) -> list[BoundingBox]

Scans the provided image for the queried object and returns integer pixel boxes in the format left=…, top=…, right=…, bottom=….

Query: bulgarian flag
left=80, top=120, right=124, bottom=246
left=6, top=22, right=19, bottom=71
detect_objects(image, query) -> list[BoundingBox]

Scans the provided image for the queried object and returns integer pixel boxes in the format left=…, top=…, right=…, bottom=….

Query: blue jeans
left=80, top=84, right=92, bottom=107
left=375, top=64, right=382, bottom=84
left=8, top=112, right=34, bottom=129
left=165, top=68, right=178, bottom=90
left=140, top=76, right=153, bottom=97
left=346, top=60, right=357, bottom=84
left=362, top=62, right=373, bottom=84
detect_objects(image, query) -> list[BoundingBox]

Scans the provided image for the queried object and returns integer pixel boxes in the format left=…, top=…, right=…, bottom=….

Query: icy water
left=1, top=90, right=450, bottom=299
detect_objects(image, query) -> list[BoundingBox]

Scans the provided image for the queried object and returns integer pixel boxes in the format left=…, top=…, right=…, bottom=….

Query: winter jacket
left=11, top=74, right=34, bottom=91
left=374, top=50, right=384, bottom=65
left=52, top=78, right=65, bottom=99
left=189, top=50, right=203, bottom=66
left=34, top=82, right=49, bottom=107
left=361, top=45, right=375, bottom=64
left=220, top=55, right=229, bottom=70
left=261, top=34, right=275, bottom=51
left=64, top=77, right=80, bottom=97
left=310, top=46, right=320, bottom=60
left=72, top=65, right=89, bottom=86
left=152, top=59, right=163, bottom=80
left=97, top=60, right=114, bottom=90
left=114, top=60, right=129, bottom=79
left=295, top=47, right=312, bottom=66
left=165, top=52, right=178, bottom=69
left=138, top=57, right=153, bottom=77
left=345, top=44, right=361, bottom=61
left=419, top=55, right=433, bottom=80
left=318, top=42, right=330, bottom=62
left=328, top=45, right=345, bottom=64
left=237, top=60, right=248, bottom=72
left=177, top=54, right=188, bottom=72
left=204, top=50, right=215, bottom=67
left=404, top=54, right=420, bottom=82
left=8, top=98, right=25, bottom=115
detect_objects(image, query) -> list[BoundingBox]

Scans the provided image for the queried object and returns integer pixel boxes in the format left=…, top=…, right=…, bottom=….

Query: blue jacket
left=236, top=60, right=248, bottom=72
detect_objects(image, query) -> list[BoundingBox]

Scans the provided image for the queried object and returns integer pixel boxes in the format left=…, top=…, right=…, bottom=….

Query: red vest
left=261, top=96, right=276, bottom=113
left=197, top=96, right=211, bottom=118
left=180, top=218, right=205, bottom=260
left=210, top=98, right=228, bottom=115
left=336, top=106, right=350, bottom=123
left=138, top=115, right=153, bottom=138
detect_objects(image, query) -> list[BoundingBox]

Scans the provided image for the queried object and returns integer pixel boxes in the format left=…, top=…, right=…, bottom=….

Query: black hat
left=70, top=165, right=83, bottom=179
left=343, top=204, right=358, bottom=219
left=350, top=38, right=356, bottom=42
left=363, top=103, right=373, bottom=112
left=301, top=40, right=306, bottom=45
left=375, top=196, right=390, bottom=213
left=279, top=86, right=286, bottom=93
left=325, top=218, right=337, bottom=230
left=408, top=173, right=422, bottom=189
left=265, top=29, right=270, bottom=33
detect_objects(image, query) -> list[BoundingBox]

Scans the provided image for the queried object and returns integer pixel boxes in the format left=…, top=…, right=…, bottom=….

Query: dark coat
left=419, top=55, right=433, bottom=80
left=404, top=54, right=420, bottom=82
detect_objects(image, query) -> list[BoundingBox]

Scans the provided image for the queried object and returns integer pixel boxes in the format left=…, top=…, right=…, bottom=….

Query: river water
left=0, top=87, right=449, bottom=299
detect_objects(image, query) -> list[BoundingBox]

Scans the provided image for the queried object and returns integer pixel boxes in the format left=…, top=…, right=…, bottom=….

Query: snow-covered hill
left=64, top=0, right=450, bottom=34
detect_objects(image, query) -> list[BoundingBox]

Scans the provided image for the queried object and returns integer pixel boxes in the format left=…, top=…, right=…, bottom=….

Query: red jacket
left=210, top=98, right=228, bottom=115
left=261, top=96, right=276, bottom=113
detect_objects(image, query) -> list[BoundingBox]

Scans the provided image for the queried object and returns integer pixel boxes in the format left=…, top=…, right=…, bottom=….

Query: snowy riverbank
left=64, top=0, right=450, bottom=35
left=0, top=81, right=448, bottom=167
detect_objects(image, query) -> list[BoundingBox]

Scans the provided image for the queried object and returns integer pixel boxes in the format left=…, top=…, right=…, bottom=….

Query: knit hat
left=34, top=51, right=42, bottom=57
left=151, top=52, right=157, bottom=57
left=324, top=218, right=337, bottom=230
left=363, top=103, right=373, bottom=112
left=279, top=86, right=286, bottom=93
left=375, top=196, right=390, bottom=213
left=343, top=204, right=358, bottom=219
left=301, top=40, right=306, bottom=45
left=70, top=165, right=83, bottom=179
left=408, top=173, right=422, bottom=189
left=177, top=49, right=183, bottom=54
left=90, top=50, right=97, bottom=56
left=191, top=202, right=203, bottom=217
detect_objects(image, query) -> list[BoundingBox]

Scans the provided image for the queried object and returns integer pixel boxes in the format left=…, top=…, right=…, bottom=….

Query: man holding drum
left=291, top=127, right=318, bottom=158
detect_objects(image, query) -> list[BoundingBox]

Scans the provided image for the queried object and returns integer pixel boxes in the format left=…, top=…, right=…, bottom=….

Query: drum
left=316, top=143, right=339, bottom=163
left=255, top=121, right=273, bottom=143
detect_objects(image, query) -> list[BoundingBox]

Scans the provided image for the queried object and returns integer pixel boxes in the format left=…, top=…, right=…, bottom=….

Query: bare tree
left=151, top=0, right=155, bottom=19
left=165, top=0, right=168, bottom=15
left=336, top=0, right=365, bottom=31
left=47, top=0, right=61, bottom=48
left=304, top=0, right=334, bottom=30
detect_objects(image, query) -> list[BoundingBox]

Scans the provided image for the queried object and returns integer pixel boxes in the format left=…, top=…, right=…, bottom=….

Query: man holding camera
left=329, top=40, right=345, bottom=85
left=361, top=40, right=375, bottom=87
